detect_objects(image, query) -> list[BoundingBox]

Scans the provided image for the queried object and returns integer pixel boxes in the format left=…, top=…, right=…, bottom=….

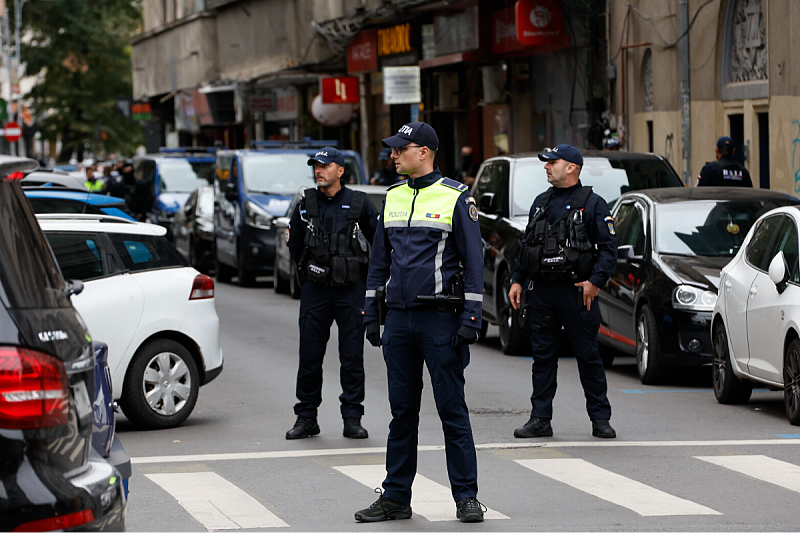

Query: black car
left=597, top=187, right=800, bottom=384
left=473, top=150, right=684, bottom=355
left=0, top=157, right=126, bottom=531
left=172, top=184, right=215, bottom=273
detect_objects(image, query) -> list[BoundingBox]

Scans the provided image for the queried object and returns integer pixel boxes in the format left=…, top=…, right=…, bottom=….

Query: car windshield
left=656, top=200, right=787, bottom=257
left=159, top=160, right=213, bottom=193
left=511, top=156, right=681, bottom=216
left=241, top=154, right=315, bottom=194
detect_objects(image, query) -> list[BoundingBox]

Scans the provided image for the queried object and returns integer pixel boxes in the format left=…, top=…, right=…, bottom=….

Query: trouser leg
left=333, top=285, right=366, bottom=419
left=528, top=288, right=561, bottom=419
left=294, top=283, right=333, bottom=418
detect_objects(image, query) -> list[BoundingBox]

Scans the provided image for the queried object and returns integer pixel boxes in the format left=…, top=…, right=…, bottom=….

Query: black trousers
left=294, top=281, right=366, bottom=420
left=527, top=282, right=612, bottom=420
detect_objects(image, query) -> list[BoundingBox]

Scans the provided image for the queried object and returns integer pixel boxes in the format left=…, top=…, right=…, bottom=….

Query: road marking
left=696, top=455, right=800, bottom=493
left=145, top=472, right=288, bottom=529
left=334, top=464, right=508, bottom=521
left=516, top=458, right=720, bottom=517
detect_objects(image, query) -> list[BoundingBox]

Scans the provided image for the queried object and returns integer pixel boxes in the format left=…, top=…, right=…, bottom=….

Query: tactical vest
left=300, top=189, right=371, bottom=287
left=711, top=158, right=749, bottom=185
left=519, top=186, right=596, bottom=283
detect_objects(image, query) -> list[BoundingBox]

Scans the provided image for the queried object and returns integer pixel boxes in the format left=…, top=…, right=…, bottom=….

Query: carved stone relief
left=642, top=49, right=653, bottom=112
left=730, top=0, right=768, bottom=82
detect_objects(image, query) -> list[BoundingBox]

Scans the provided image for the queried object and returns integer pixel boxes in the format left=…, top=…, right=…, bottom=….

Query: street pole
left=679, top=0, right=691, bottom=185
left=3, top=8, right=12, bottom=155
left=13, top=0, right=25, bottom=156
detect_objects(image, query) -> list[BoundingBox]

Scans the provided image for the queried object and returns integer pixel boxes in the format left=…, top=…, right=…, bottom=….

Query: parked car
left=0, top=157, right=127, bottom=531
left=38, top=213, right=224, bottom=429
left=712, top=205, right=800, bottom=424
left=273, top=183, right=388, bottom=298
left=214, top=140, right=367, bottom=286
left=23, top=187, right=135, bottom=220
left=21, top=168, right=88, bottom=190
left=132, top=147, right=216, bottom=237
left=472, top=150, right=684, bottom=355
left=172, top=184, right=214, bottom=273
left=596, top=187, right=800, bottom=383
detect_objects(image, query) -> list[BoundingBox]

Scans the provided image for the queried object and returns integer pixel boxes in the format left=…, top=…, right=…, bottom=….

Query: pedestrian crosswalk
left=133, top=451, right=800, bottom=529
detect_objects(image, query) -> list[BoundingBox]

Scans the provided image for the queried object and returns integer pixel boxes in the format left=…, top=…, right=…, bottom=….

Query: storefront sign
left=320, top=76, right=359, bottom=104
left=493, top=7, right=526, bottom=54
left=265, top=87, right=298, bottom=122
left=132, top=101, right=152, bottom=122
left=515, top=0, right=567, bottom=46
left=347, top=29, right=378, bottom=73
left=378, top=24, right=412, bottom=56
left=250, top=91, right=276, bottom=112
left=383, top=66, right=421, bottom=105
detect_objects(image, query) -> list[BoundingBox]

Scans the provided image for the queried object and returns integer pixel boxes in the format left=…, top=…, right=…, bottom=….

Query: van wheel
left=120, top=339, right=199, bottom=430
left=274, top=256, right=289, bottom=294
left=712, top=324, right=752, bottom=404
left=498, top=270, right=528, bottom=355
left=784, top=337, right=800, bottom=425
left=237, top=247, right=255, bottom=287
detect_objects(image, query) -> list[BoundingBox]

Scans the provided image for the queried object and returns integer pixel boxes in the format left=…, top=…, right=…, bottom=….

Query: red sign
left=3, top=121, right=21, bottom=142
left=320, top=77, right=359, bottom=104
left=347, top=29, right=378, bottom=74
left=515, top=0, right=568, bottom=47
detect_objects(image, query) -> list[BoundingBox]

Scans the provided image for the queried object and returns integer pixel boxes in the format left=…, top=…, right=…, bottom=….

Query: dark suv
left=0, top=157, right=126, bottom=530
left=473, top=150, right=683, bottom=355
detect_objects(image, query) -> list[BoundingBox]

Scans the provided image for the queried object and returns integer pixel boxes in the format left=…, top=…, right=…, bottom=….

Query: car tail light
left=6, top=171, right=24, bottom=180
left=12, top=509, right=95, bottom=531
left=0, top=347, right=69, bottom=429
left=189, top=274, right=215, bottom=300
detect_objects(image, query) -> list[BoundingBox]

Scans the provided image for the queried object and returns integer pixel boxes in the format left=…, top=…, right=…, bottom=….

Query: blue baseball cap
left=381, top=122, right=440, bottom=151
left=716, top=136, right=734, bottom=153
left=538, top=144, right=584, bottom=166
left=307, top=147, right=345, bottom=167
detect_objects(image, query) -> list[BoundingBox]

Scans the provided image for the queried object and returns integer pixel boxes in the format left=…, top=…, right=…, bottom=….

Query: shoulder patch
left=604, top=215, right=616, bottom=236
left=440, top=178, right=468, bottom=192
left=469, top=204, right=479, bottom=222
left=284, top=226, right=291, bottom=242
left=465, top=196, right=476, bottom=205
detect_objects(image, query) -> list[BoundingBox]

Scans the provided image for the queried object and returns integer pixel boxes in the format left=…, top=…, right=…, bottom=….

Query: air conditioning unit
left=481, top=65, right=506, bottom=104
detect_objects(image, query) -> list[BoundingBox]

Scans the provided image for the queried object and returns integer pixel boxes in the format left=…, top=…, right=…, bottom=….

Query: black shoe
left=513, top=417, right=553, bottom=438
left=285, top=416, right=320, bottom=440
left=354, top=489, right=412, bottom=522
left=592, top=419, right=616, bottom=439
left=456, top=497, right=485, bottom=523
left=343, top=418, right=368, bottom=439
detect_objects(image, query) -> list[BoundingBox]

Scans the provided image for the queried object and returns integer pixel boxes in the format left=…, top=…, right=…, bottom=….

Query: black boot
left=591, top=419, right=616, bottom=438
left=513, top=416, right=553, bottom=438
left=285, top=416, right=320, bottom=440
left=343, top=418, right=368, bottom=439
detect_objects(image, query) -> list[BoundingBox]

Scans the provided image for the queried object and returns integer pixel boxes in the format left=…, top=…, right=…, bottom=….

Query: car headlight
left=244, top=200, right=272, bottom=230
left=672, top=285, right=717, bottom=311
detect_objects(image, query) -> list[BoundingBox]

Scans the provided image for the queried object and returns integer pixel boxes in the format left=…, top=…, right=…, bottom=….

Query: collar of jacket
left=316, top=183, right=348, bottom=201
left=406, top=167, right=442, bottom=190
left=552, top=180, right=583, bottom=196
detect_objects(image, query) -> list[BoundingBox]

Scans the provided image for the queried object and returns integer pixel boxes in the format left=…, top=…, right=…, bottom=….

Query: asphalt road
left=120, top=278, right=800, bottom=531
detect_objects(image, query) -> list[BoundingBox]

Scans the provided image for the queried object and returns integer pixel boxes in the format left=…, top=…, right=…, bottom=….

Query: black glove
left=452, top=325, right=481, bottom=347
left=366, top=322, right=382, bottom=347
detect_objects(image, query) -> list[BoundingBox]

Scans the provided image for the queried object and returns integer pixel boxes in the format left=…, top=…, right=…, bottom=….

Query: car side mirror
left=224, top=181, right=237, bottom=202
left=478, top=193, right=497, bottom=214
left=768, top=251, right=790, bottom=294
left=618, top=244, right=643, bottom=264
left=66, top=279, right=84, bottom=296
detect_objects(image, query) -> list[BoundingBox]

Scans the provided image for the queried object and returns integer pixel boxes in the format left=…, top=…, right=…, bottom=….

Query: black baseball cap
left=716, top=136, right=734, bottom=153
left=538, top=144, right=584, bottom=166
left=381, top=122, right=439, bottom=151
left=307, top=147, right=345, bottom=167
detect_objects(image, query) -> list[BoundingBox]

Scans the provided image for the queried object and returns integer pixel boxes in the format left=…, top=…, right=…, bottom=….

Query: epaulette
left=440, top=178, right=468, bottom=192
left=386, top=180, right=407, bottom=191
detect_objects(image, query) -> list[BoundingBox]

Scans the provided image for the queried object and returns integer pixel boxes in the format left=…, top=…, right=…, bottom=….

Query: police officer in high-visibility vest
left=508, top=144, right=618, bottom=440
left=696, top=136, right=753, bottom=187
left=285, top=147, right=378, bottom=440
left=355, top=122, right=486, bottom=524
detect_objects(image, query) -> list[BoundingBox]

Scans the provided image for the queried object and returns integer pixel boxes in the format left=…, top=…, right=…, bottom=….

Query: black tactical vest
left=519, top=186, right=596, bottom=283
left=300, top=189, right=371, bottom=287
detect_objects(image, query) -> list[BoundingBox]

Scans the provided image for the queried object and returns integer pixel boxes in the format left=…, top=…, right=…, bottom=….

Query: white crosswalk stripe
left=515, top=458, right=721, bottom=517
left=334, top=464, right=509, bottom=521
left=145, top=472, right=289, bottom=529
left=696, top=454, right=800, bottom=494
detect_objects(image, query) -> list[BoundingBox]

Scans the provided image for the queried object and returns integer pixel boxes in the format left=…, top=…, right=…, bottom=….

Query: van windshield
left=241, top=154, right=315, bottom=194
left=159, top=160, right=214, bottom=193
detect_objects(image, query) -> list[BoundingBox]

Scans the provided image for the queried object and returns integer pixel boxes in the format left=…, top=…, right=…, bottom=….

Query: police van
left=213, top=140, right=366, bottom=287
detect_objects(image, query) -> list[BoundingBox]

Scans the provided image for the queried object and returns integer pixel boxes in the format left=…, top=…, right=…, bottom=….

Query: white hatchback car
left=712, top=205, right=800, bottom=425
left=37, top=214, right=223, bottom=429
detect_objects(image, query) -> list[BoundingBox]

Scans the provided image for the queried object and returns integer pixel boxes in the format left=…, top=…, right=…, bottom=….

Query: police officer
left=508, top=144, right=618, bottom=440
left=355, top=122, right=486, bottom=524
left=697, top=136, right=753, bottom=187
left=285, top=147, right=378, bottom=440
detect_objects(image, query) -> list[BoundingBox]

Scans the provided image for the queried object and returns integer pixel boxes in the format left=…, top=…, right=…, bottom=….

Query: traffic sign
left=2, top=121, right=21, bottom=142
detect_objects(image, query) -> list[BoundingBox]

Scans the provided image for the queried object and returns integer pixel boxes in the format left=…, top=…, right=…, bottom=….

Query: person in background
left=370, top=148, right=400, bottom=185
left=453, top=145, right=480, bottom=187
left=83, top=164, right=103, bottom=192
left=696, top=136, right=753, bottom=187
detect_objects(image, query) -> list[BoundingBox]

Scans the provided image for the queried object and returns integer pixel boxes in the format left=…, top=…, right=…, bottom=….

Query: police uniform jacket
left=511, top=181, right=617, bottom=289
left=287, top=184, right=378, bottom=267
left=697, top=155, right=752, bottom=187
left=363, top=168, right=483, bottom=329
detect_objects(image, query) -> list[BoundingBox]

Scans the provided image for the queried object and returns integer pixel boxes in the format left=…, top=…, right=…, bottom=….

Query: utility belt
left=414, top=274, right=465, bottom=313
left=303, top=255, right=362, bottom=287
left=520, top=212, right=595, bottom=283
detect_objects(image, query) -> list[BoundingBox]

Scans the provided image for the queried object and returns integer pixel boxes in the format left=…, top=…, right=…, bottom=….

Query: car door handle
left=724, top=280, right=732, bottom=290
left=749, top=286, right=758, bottom=297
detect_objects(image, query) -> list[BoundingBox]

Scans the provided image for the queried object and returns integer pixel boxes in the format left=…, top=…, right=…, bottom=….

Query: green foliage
left=19, top=0, right=143, bottom=159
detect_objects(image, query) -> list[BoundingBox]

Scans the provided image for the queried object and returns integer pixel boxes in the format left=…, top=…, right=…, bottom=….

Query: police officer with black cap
left=285, top=147, right=378, bottom=440
left=696, top=136, right=753, bottom=187
left=508, top=144, right=618, bottom=440
left=355, top=122, right=486, bottom=524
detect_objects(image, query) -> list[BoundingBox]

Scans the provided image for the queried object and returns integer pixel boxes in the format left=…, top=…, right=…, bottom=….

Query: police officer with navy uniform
left=355, top=122, right=486, bottom=524
left=696, top=136, right=753, bottom=187
left=508, top=144, right=618, bottom=440
left=285, top=147, right=378, bottom=440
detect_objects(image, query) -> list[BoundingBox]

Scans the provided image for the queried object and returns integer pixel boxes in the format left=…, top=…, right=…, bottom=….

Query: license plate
left=72, top=380, right=92, bottom=421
